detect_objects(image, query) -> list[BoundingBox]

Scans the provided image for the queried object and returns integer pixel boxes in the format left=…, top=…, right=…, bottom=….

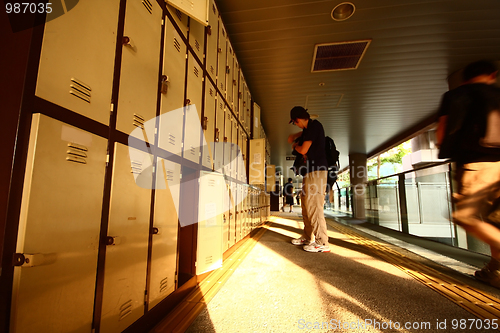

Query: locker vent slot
left=209, top=88, right=214, bottom=97
left=175, top=9, right=182, bottom=20
left=206, top=154, right=211, bottom=164
left=131, top=161, right=143, bottom=174
left=208, top=179, right=216, bottom=187
left=190, top=146, right=196, bottom=155
left=133, top=113, right=145, bottom=128
left=66, top=143, right=88, bottom=164
left=205, top=255, right=213, bottom=264
left=119, top=300, right=132, bottom=321
left=195, top=40, right=200, bottom=52
left=142, top=0, right=152, bottom=14
left=168, top=133, right=176, bottom=146
left=166, top=169, right=174, bottom=182
left=69, top=78, right=91, bottom=103
left=173, top=38, right=181, bottom=52
left=219, top=82, right=223, bottom=90
left=219, top=102, right=223, bottom=110
left=210, top=66, right=215, bottom=75
left=159, top=277, right=169, bottom=293
left=311, top=40, right=371, bottom=72
left=194, top=66, right=199, bottom=77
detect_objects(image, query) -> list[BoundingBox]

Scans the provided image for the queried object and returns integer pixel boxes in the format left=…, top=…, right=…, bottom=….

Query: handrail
left=364, top=160, right=451, bottom=184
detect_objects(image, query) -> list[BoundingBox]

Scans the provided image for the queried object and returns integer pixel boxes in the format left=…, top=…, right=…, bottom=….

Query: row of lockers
left=34, top=0, right=258, bottom=182
left=12, top=114, right=270, bottom=333
left=9, top=0, right=271, bottom=332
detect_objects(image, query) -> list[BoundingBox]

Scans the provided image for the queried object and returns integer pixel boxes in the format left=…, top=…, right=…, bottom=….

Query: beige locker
left=249, top=138, right=265, bottom=184
left=223, top=111, right=233, bottom=177
left=158, top=20, right=186, bottom=156
left=166, top=0, right=209, bottom=26
left=213, top=100, right=225, bottom=173
left=11, top=114, right=107, bottom=333
left=116, top=0, right=162, bottom=143
left=228, top=181, right=236, bottom=247
left=217, top=20, right=228, bottom=98
left=235, top=183, right=242, bottom=242
left=149, top=158, right=180, bottom=309
left=203, top=81, right=217, bottom=170
left=253, top=102, right=261, bottom=139
left=196, top=171, right=224, bottom=274
left=234, top=62, right=241, bottom=121
left=183, top=54, right=203, bottom=164
left=226, top=43, right=235, bottom=108
left=230, top=120, right=238, bottom=180
left=189, top=18, right=206, bottom=62
left=206, top=0, right=219, bottom=82
left=238, top=73, right=245, bottom=130
left=166, top=3, right=188, bottom=38
left=222, top=181, right=230, bottom=251
left=100, top=144, right=151, bottom=333
left=35, top=0, right=120, bottom=125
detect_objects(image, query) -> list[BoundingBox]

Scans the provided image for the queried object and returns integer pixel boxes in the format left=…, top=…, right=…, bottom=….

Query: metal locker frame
left=196, top=171, right=224, bottom=275
left=217, top=19, right=228, bottom=99
left=149, top=158, right=181, bottom=309
left=11, top=114, right=107, bottom=333
left=183, top=53, right=204, bottom=165
left=166, top=3, right=188, bottom=38
left=35, top=0, right=120, bottom=126
left=203, top=81, right=217, bottom=170
left=100, top=143, right=152, bottom=333
left=206, top=0, right=219, bottom=82
left=158, top=19, right=186, bottom=156
left=116, top=0, right=162, bottom=143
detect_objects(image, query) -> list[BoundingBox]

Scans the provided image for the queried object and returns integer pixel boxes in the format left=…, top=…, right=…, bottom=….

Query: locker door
left=217, top=20, right=228, bottom=99
left=222, top=181, right=229, bottom=251
left=35, top=0, right=120, bottom=125
left=166, top=3, right=188, bottom=38
left=203, top=81, right=217, bottom=170
left=11, top=114, right=107, bottom=333
left=223, top=110, right=232, bottom=177
left=189, top=19, right=205, bottom=63
left=100, top=144, right=151, bottom=333
left=233, top=61, right=241, bottom=120
left=159, top=20, right=186, bottom=155
left=238, top=72, right=245, bottom=128
left=231, top=120, right=238, bottom=180
left=228, top=181, right=236, bottom=247
left=235, top=184, right=242, bottom=242
left=183, top=54, right=203, bottom=164
left=214, top=100, right=225, bottom=173
left=149, top=158, right=180, bottom=309
left=226, top=43, right=234, bottom=108
left=206, top=0, right=218, bottom=82
left=116, top=0, right=162, bottom=142
left=196, top=171, right=224, bottom=274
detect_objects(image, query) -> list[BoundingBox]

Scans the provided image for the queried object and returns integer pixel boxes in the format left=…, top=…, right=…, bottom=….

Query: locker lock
left=185, top=99, right=191, bottom=106
left=215, top=128, right=220, bottom=142
left=161, top=75, right=169, bottom=94
left=226, top=66, right=230, bottom=74
left=105, top=236, right=121, bottom=246
left=224, top=137, right=228, bottom=142
left=207, top=25, right=212, bottom=36
left=151, top=227, right=161, bottom=235
left=122, top=36, right=134, bottom=48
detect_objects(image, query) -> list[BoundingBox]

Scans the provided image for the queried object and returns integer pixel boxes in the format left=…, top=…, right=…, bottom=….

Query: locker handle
left=202, top=117, right=208, bottom=130
left=161, top=75, right=169, bottom=94
left=207, top=25, right=212, bottom=36
left=152, top=227, right=161, bottom=235
left=185, top=99, right=191, bottom=106
left=215, top=128, right=220, bottom=142
left=122, top=36, right=135, bottom=49
left=12, top=253, right=56, bottom=267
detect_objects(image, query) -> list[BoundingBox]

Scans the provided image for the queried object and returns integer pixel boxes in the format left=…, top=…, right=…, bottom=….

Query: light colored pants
left=300, top=170, right=329, bottom=246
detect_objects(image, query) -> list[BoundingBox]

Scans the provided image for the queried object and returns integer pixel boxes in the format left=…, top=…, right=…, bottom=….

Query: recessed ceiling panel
left=311, top=40, right=371, bottom=72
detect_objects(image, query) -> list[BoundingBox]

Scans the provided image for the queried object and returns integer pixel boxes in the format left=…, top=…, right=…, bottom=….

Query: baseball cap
left=289, top=106, right=310, bottom=124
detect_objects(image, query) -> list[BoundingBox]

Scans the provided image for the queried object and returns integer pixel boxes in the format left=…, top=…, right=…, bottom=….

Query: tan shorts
left=453, top=161, right=500, bottom=226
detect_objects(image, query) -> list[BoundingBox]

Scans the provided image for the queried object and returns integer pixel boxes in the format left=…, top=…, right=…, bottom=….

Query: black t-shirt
left=438, top=83, right=500, bottom=164
left=301, top=119, right=328, bottom=173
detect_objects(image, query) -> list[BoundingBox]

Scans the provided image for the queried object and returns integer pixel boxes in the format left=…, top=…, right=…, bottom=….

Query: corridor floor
left=183, top=210, right=500, bottom=332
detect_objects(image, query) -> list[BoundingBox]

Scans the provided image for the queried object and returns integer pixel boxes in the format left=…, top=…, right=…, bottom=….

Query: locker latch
left=122, top=36, right=135, bottom=49
left=105, top=236, right=121, bottom=246
left=161, top=75, right=169, bottom=94
left=13, top=253, right=56, bottom=267
left=215, top=128, right=220, bottom=142
left=202, top=117, right=208, bottom=130
left=185, top=99, right=191, bottom=106
left=207, top=25, right=212, bottom=36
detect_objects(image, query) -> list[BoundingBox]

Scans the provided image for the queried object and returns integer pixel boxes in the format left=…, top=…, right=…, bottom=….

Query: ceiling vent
left=311, top=40, right=371, bottom=72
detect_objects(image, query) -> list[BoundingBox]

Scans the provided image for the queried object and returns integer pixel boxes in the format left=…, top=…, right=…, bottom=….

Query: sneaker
left=303, top=242, right=331, bottom=253
left=475, top=263, right=500, bottom=288
left=291, top=237, right=310, bottom=245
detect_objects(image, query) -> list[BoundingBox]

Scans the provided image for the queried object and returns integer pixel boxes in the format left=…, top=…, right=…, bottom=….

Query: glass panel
left=377, top=177, right=400, bottom=231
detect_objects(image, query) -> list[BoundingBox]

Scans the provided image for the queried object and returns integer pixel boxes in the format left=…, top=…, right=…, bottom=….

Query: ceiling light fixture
left=331, top=2, right=355, bottom=21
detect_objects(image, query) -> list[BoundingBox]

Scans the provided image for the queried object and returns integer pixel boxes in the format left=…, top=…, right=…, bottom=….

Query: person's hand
left=288, top=134, right=296, bottom=144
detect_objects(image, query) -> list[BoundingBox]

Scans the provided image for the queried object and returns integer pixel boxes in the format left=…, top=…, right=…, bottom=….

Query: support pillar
left=349, top=153, right=367, bottom=220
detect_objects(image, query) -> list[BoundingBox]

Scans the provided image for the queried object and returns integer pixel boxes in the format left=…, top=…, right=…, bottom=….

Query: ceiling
left=214, top=0, right=500, bottom=175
